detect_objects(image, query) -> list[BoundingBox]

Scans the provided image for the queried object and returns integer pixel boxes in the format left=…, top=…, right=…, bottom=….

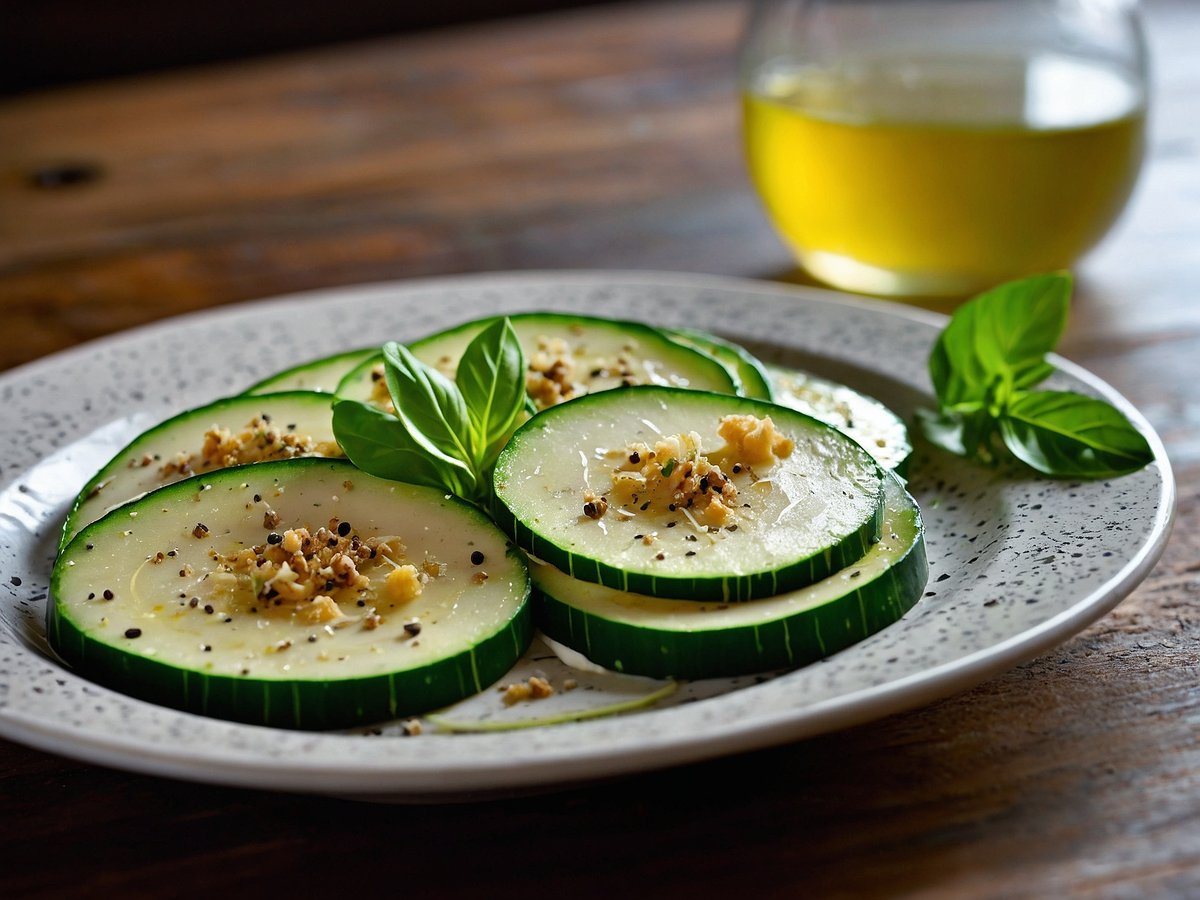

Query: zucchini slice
left=427, top=635, right=679, bottom=732
left=768, top=365, right=913, bottom=474
left=62, top=391, right=340, bottom=551
left=492, top=386, right=885, bottom=602
left=532, top=474, right=925, bottom=678
left=49, top=458, right=532, bottom=730
left=242, top=347, right=377, bottom=395
left=666, top=328, right=774, bottom=400
left=334, top=313, right=738, bottom=410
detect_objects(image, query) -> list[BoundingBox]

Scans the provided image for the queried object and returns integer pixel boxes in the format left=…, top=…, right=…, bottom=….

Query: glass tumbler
left=739, top=0, right=1148, bottom=298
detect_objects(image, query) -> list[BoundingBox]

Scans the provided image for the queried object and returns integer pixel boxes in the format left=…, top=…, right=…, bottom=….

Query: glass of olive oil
left=739, top=0, right=1148, bottom=298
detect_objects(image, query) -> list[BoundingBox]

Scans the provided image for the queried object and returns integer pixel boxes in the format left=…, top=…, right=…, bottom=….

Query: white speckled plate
left=0, top=272, right=1175, bottom=800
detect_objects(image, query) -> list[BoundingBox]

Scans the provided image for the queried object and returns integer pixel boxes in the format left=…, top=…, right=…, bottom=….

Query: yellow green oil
left=742, top=53, right=1145, bottom=296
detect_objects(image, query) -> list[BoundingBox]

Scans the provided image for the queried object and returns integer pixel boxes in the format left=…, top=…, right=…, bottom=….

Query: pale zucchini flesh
left=768, top=365, right=913, bottom=474
left=533, top=474, right=926, bottom=678
left=335, top=313, right=738, bottom=408
left=243, top=347, right=378, bottom=395
left=50, top=458, right=532, bottom=730
left=62, top=391, right=340, bottom=552
left=493, top=386, right=885, bottom=602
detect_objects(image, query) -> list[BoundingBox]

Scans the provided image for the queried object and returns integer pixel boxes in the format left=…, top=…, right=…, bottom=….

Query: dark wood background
left=1, top=0, right=615, bottom=94
left=1, top=0, right=1197, bottom=895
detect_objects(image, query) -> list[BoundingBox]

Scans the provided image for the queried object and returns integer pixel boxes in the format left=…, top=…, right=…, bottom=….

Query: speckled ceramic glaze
left=0, top=273, right=1175, bottom=800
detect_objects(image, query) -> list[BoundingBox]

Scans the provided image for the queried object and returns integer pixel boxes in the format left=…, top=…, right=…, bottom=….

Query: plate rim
left=0, top=270, right=1176, bottom=797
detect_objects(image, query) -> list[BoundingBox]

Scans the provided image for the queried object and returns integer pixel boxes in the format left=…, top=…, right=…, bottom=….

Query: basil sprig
left=332, top=317, right=527, bottom=504
left=919, top=273, right=1154, bottom=479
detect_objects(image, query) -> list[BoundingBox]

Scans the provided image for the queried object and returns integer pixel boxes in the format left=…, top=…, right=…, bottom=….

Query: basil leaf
left=382, top=341, right=473, bottom=467
left=916, top=407, right=999, bottom=463
left=332, top=400, right=476, bottom=497
left=998, top=390, right=1155, bottom=478
left=456, top=318, right=527, bottom=467
left=1011, top=360, right=1057, bottom=392
left=930, top=272, right=1071, bottom=406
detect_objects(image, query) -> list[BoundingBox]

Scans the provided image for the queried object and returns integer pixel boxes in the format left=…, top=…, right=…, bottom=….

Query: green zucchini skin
left=767, top=365, right=913, bottom=476
left=50, top=459, right=532, bottom=730
left=47, top=600, right=532, bottom=730
left=242, top=347, right=378, bottom=395
left=335, top=312, right=739, bottom=406
left=533, top=474, right=926, bottom=679
left=492, top=386, right=886, bottom=603
left=666, top=329, right=775, bottom=400
left=61, top=391, right=340, bottom=553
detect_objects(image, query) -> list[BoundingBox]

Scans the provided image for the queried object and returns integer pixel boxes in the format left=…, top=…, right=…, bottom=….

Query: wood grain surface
left=1, top=1, right=1197, bottom=896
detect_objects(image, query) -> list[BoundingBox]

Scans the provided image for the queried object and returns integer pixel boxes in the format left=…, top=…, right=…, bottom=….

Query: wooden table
left=2, top=0, right=1196, bottom=894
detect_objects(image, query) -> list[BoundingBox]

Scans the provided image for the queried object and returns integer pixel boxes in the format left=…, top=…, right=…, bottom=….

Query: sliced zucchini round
left=335, top=313, right=738, bottom=410
left=492, top=386, right=885, bottom=602
left=62, top=391, right=340, bottom=552
left=50, top=458, right=532, bottom=730
left=768, top=365, right=913, bottom=475
left=533, top=473, right=925, bottom=678
left=242, top=347, right=378, bottom=395
left=666, top=328, right=774, bottom=400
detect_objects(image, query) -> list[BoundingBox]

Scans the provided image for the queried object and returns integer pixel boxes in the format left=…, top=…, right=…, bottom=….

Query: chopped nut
left=716, top=414, right=794, bottom=467
left=607, top=428, right=739, bottom=527
left=159, top=416, right=343, bottom=479
left=298, top=595, right=344, bottom=624
left=501, top=676, right=555, bottom=705
left=385, top=564, right=424, bottom=602
left=208, top=520, right=423, bottom=625
left=582, top=491, right=608, bottom=520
